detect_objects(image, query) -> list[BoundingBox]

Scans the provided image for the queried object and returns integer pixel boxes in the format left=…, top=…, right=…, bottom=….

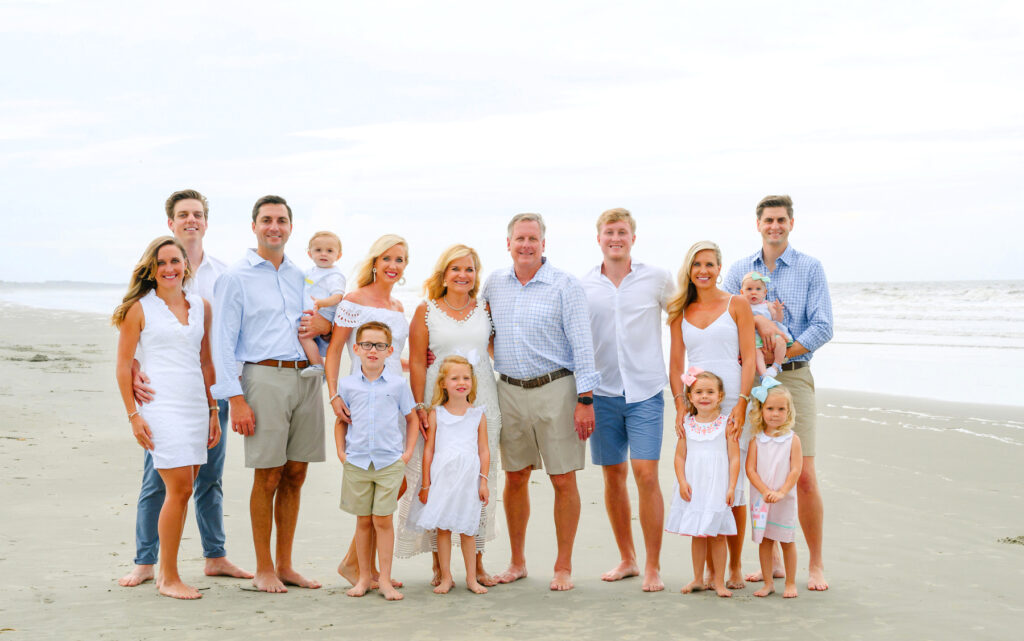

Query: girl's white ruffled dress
left=665, top=414, right=737, bottom=537
left=408, top=406, right=484, bottom=536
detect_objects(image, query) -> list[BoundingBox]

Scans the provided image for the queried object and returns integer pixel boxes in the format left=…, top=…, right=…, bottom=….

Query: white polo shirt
left=581, top=261, right=673, bottom=403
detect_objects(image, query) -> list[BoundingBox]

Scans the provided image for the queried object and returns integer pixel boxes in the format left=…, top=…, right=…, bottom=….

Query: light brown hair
left=164, top=189, right=209, bottom=220
left=755, top=194, right=793, bottom=220
left=684, top=370, right=725, bottom=416
left=355, top=320, right=393, bottom=344
left=308, top=231, right=342, bottom=254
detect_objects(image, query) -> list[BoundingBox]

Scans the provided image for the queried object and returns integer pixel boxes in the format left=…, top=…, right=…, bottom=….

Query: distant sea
left=2, top=279, right=1022, bottom=407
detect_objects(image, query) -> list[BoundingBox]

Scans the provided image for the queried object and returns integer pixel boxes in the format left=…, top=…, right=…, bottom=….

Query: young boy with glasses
left=332, top=321, right=419, bottom=600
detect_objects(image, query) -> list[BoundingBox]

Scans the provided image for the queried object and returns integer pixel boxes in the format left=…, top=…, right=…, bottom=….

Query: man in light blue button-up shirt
left=724, top=194, right=833, bottom=592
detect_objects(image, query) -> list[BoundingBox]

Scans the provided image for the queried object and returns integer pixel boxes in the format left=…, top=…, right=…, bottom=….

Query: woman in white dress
left=324, top=233, right=411, bottom=586
left=667, top=240, right=756, bottom=590
left=398, top=244, right=502, bottom=586
left=113, top=237, right=220, bottom=600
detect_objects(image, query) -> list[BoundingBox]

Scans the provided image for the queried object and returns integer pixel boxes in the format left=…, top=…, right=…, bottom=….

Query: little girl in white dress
left=666, top=369, right=740, bottom=598
left=407, top=356, right=491, bottom=595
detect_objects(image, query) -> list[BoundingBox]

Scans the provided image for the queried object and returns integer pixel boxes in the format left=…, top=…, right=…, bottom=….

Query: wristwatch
left=576, top=395, right=593, bottom=406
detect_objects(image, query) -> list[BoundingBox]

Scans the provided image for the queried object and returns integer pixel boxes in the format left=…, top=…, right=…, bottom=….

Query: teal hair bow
left=748, top=272, right=770, bottom=284
left=751, top=376, right=781, bottom=402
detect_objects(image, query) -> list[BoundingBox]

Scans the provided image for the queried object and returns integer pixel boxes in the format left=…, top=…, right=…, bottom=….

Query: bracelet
left=421, top=484, right=430, bottom=490
left=414, top=402, right=427, bottom=412
left=127, top=411, right=139, bottom=421
left=209, top=405, right=218, bottom=412
left=673, top=393, right=685, bottom=400
left=479, top=473, right=488, bottom=480
left=329, top=393, right=340, bottom=403
left=738, top=393, right=750, bottom=402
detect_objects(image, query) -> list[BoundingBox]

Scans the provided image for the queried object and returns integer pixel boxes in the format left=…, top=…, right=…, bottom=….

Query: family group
left=113, top=190, right=832, bottom=602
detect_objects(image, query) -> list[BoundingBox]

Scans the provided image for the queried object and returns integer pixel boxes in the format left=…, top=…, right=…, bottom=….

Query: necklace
left=442, top=295, right=472, bottom=311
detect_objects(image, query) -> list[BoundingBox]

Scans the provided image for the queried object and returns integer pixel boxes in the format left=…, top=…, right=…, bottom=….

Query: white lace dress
left=334, top=300, right=408, bottom=375
left=665, top=414, right=737, bottom=537
left=396, top=299, right=501, bottom=556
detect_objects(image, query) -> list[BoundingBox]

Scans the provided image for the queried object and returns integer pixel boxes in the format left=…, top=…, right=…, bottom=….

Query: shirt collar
left=754, top=245, right=796, bottom=269
left=246, top=248, right=294, bottom=269
left=359, top=368, right=393, bottom=384
left=507, top=257, right=554, bottom=285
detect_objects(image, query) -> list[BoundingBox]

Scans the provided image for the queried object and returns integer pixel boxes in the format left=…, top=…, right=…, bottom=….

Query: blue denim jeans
left=133, top=400, right=228, bottom=565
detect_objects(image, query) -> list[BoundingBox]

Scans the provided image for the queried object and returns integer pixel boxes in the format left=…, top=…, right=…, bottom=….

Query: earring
left=372, top=267, right=377, bottom=282
left=398, top=276, right=407, bottom=287
left=717, top=275, right=723, bottom=285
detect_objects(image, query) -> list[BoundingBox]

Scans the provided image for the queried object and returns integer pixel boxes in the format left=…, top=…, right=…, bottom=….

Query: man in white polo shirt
left=581, top=208, right=673, bottom=593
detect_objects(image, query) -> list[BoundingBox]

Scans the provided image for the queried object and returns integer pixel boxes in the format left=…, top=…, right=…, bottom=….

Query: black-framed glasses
left=357, top=341, right=390, bottom=351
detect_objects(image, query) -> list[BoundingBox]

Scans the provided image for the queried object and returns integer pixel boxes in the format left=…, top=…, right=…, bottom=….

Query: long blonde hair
left=111, top=236, right=192, bottom=327
left=422, top=244, right=482, bottom=300
left=352, top=233, right=407, bottom=286
left=666, top=240, right=723, bottom=323
left=749, top=385, right=797, bottom=436
left=429, top=356, right=478, bottom=408
left=352, top=234, right=409, bottom=289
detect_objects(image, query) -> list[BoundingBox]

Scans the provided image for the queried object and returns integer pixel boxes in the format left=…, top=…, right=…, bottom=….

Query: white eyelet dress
left=665, top=414, right=737, bottom=537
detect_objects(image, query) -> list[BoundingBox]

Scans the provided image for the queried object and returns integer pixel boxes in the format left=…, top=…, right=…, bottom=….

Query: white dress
left=665, top=414, right=737, bottom=537
left=396, top=299, right=501, bottom=556
left=334, top=300, right=408, bottom=375
left=408, top=407, right=485, bottom=536
left=137, top=291, right=208, bottom=469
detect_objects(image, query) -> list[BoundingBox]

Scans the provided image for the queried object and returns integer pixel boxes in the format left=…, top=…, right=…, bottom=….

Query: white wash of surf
left=821, top=403, right=1022, bottom=446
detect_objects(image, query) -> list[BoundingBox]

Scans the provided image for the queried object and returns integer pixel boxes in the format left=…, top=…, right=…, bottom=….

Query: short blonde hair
left=307, top=230, right=342, bottom=253
left=596, top=207, right=636, bottom=233
left=352, top=234, right=408, bottom=289
left=666, top=240, right=723, bottom=323
left=506, top=213, right=546, bottom=239
left=749, top=385, right=797, bottom=435
left=422, top=244, right=482, bottom=300
left=429, top=355, right=478, bottom=407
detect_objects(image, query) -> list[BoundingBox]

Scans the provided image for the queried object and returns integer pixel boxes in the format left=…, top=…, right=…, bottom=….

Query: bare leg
left=476, top=552, right=496, bottom=586
left=726, top=504, right=746, bottom=589
left=250, top=466, right=287, bottom=593
left=745, top=541, right=785, bottom=581
left=709, top=536, right=732, bottom=597
left=549, top=471, right=580, bottom=591
left=372, top=515, right=402, bottom=601
left=600, top=462, right=639, bottom=582
left=772, top=336, right=787, bottom=372
left=753, top=539, right=776, bottom=597
left=345, top=516, right=373, bottom=597
left=299, top=337, right=323, bottom=367
left=337, top=536, right=359, bottom=585
left=781, top=541, right=799, bottom=597
left=681, top=538, right=707, bottom=593
left=431, top=551, right=442, bottom=586
left=755, top=344, right=768, bottom=377
left=274, top=461, right=320, bottom=589
left=798, top=456, right=828, bottom=590
left=495, top=468, right=530, bottom=583
left=632, top=459, right=664, bottom=592
left=433, top=530, right=454, bottom=594
left=156, top=466, right=200, bottom=600
left=461, top=535, right=487, bottom=593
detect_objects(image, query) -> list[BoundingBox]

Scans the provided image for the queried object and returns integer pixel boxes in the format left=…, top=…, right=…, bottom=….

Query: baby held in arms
left=740, top=272, right=793, bottom=378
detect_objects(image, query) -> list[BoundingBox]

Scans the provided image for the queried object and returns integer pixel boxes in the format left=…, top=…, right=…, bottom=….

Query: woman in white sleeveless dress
left=113, top=237, right=220, bottom=600
left=324, top=234, right=411, bottom=586
left=399, top=244, right=501, bottom=586
left=668, top=240, right=756, bottom=590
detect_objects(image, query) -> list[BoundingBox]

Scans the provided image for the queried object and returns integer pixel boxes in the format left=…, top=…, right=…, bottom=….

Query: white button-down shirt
left=581, top=261, right=673, bottom=403
left=337, top=369, right=416, bottom=470
left=185, top=252, right=228, bottom=304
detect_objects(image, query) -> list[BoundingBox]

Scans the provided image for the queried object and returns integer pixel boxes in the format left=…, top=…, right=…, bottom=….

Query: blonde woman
left=667, top=240, right=756, bottom=590
left=397, top=244, right=501, bottom=586
left=113, top=236, right=220, bottom=600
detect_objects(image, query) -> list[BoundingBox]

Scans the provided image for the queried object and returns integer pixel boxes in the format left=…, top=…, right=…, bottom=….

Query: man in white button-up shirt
left=581, top=208, right=673, bottom=593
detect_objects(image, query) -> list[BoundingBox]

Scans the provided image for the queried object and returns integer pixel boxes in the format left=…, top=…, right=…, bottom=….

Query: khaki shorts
left=498, top=374, right=584, bottom=475
left=340, top=460, right=406, bottom=516
left=776, top=365, right=817, bottom=457
left=241, top=363, right=325, bottom=468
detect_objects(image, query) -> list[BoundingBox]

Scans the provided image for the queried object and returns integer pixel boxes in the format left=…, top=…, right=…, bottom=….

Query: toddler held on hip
left=666, top=369, right=740, bottom=598
left=300, top=231, right=346, bottom=378
left=407, top=355, right=491, bottom=595
left=740, top=272, right=794, bottom=378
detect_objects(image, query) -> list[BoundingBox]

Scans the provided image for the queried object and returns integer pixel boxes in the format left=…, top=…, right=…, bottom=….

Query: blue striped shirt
left=724, top=245, right=833, bottom=362
left=482, top=259, right=600, bottom=394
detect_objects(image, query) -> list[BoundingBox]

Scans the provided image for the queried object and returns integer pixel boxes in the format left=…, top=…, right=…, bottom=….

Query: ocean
left=2, top=279, right=1022, bottom=407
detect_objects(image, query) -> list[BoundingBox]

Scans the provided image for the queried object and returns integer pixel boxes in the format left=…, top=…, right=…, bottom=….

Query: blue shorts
left=590, top=391, right=665, bottom=465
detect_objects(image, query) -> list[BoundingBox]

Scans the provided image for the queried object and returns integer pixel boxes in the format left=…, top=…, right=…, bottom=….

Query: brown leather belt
left=250, top=359, right=310, bottom=369
left=780, top=361, right=808, bottom=371
left=499, top=368, right=572, bottom=389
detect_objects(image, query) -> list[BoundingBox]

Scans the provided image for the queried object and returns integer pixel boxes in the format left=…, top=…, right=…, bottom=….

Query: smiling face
left=352, top=328, right=393, bottom=370
left=443, top=254, right=477, bottom=295
left=442, top=363, right=474, bottom=401
left=167, top=198, right=208, bottom=243
left=308, top=236, right=340, bottom=268
left=741, top=278, right=767, bottom=305
left=153, top=243, right=187, bottom=292
left=757, top=206, right=794, bottom=248
left=507, top=220, right=544, bottom=274
left=251, top=203, right=292, bottom=254
left=597, top=220, right=634, bottom=262
left=760, top=394, right=791, bottom=434
left=688, top=249, right=721, bottom=290
left=687, top=376, right=724, bottom=416
left=374, top=244, right=407, bottom=283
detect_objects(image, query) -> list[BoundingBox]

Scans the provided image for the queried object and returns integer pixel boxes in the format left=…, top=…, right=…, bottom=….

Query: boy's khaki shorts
left=340, top=460, right=405, bottom=516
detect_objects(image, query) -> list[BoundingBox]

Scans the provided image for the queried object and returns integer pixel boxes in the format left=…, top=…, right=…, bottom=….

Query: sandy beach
left=1, top=303, right=1022, bottom=640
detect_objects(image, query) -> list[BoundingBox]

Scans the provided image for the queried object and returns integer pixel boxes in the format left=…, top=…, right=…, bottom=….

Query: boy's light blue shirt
left=338, top=369, right=416, bottom=470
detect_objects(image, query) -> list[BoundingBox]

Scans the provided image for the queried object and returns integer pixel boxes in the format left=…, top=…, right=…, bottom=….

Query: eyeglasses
left=356, top=341, right=390, bottom=351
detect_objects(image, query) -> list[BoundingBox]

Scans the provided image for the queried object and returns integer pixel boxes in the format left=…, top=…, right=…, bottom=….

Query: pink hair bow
left=682, top=366, right=704, bottom=386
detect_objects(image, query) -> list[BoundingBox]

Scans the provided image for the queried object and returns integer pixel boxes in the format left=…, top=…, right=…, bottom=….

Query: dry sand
left=1, top=303, right=1022, bottom=640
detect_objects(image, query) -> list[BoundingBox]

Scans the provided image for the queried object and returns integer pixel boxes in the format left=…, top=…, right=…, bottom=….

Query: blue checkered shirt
left=724, top=245, right=833, bottom=362
left=482, top=259, right=600, bottom=394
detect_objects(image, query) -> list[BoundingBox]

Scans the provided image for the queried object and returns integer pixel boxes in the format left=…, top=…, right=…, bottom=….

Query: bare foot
left=337, top=560, right=358, bottom=586
left=204, top=557, right=254, bottom=579
left=370, top=573, right=403, bottom=589
left=641, top=568, right=665, bottom=592
left=252, top=570, right=288, bottom=593
left=702, top=572, right=713, bottom=590
left=346, top=580, right=371, bottom=597
left=433, top=576, right=454, bottom=594
left=601, top=560, right=640, bottom=582
left=726, top=570, right=745, bottom=590
left=119, top=564, right=154, bottom=587
left=494, top=565, right=528, bottom=584
left=783, top=583, right=799, bottom=598
left=753, top=584, right=775, bottom=597
left=713, top=582, right=733, bottom=598
left=466, top=579, right=488, bottom=594
left=477, top=570, right=497, bottom=587
left=745, top=567, right=785, bottom=582
left=378, top=580, right=404, bottom=601
left=158, top=578, right=201, bottom=600
left=431, top=567, right=442, bottom=587
left=681, top=579, right=705, bottom=594
left=807, top=567, right=829, bottom=591
left=278, top=567, right=321, bottom=589
left=549, top=570, right=574, bottom=591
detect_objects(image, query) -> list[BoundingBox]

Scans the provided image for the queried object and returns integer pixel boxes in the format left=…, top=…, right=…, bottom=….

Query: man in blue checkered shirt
left=482, top=213, right=599, bottom=592
left=724, top=194, right=833, bottom=592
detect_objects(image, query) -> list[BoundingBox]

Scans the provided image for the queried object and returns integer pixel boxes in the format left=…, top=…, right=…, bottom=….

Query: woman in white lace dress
left=398, top=244, right=502, bottom=586
left=324, top=233, right=411, bottom=586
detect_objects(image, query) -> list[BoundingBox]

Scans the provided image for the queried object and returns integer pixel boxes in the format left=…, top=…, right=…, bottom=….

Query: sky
left=1, top=0, right=1022, bottom=286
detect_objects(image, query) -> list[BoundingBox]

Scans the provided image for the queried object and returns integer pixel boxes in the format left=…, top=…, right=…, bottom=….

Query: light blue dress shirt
left=211, top=249, right=307, bottom=399
left=338, top=369, right=416, bottom=470
left=724, top=245, right=834, bottom=362
left=482, top=258, right=600, bottom=394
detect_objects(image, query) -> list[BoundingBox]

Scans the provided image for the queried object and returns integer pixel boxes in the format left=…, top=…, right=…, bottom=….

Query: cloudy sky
left=1, top=1, right=1021, bottom=285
